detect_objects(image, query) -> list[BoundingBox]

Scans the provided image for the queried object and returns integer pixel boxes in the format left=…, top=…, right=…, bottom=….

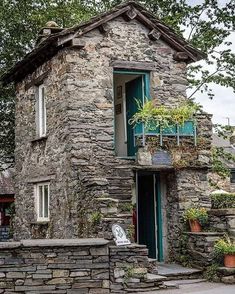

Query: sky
left=186, top=0, right=235, bottom=126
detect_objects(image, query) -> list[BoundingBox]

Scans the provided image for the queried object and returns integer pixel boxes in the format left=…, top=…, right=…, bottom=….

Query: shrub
left=211, top=192, right=235, bottom=209
left=214, top=236, right=235, bottom=255
left=183, top=207, right=208, bottom=226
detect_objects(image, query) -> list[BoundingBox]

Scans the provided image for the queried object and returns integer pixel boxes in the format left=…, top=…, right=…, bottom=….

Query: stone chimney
left=230, top=127, right=235, bottom=146
left=36, top=21, right=63, bottom=46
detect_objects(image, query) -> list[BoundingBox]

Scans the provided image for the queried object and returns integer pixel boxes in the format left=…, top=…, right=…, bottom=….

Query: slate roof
left=1, top=1, right=206, bottom=85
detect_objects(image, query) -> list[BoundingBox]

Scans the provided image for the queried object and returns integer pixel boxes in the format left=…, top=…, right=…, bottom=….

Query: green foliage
left=211, top=147, right=235, bottom=179
left=203, top=264, right=220, bottom=282
left=119, top=203, right=133, bottom=213
left=211, top=192, right=235, bottom=209
left=90, top=211, right=102, bottom=226
left=214, top=236, right=235, bottom=255
left=129, top=99, right=199, bottom=130
left=183, top=207, right=208, bottom=226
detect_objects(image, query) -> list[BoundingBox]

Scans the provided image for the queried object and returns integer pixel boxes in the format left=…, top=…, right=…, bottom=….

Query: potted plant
left=214, top=236, right=235, bottom=268
left=183, top=207, right=208, bottom=232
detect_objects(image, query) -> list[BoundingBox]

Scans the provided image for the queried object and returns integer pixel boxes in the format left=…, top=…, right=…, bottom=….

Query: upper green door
left=126, top=77, right=143, bottom=156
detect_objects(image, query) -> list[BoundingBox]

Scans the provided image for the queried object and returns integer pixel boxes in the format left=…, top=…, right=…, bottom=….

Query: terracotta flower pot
left=189, top=219, right=202, bottom=232
left=224, top=254, right=235, bottom=268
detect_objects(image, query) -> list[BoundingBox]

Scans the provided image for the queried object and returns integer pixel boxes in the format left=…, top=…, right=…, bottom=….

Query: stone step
left=154, top=263, right=203, bottom=281
left=126, top=286, right=166, bottom=293
left=145, top=273, right=167, bottom=283
left=164, top=278, right=206, bottom=288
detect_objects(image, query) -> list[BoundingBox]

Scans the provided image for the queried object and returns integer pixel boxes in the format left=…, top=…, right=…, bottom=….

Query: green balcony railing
left=134, top=120, right=197, bottom=146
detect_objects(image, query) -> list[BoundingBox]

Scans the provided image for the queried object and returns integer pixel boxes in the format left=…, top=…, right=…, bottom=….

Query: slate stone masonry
left=13, top=14, right=213, bottom=261
left=0, top=238, right=166, bottom=293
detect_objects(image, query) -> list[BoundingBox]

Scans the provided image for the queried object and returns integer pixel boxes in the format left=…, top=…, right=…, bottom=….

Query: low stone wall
left=209, top=209, right=235, bottom=237
left=109, top=245, right=166, bottom=293
left=0, top=238, right=161, bottom=293
left=185, top=232, right=224, bottom=268
left=0, top=239, right=110, bottom=293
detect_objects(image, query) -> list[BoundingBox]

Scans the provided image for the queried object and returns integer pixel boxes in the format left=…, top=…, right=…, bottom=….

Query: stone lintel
left=111, top=60, right=158, bottom=71
left=27, top=175, right=56, bottom=183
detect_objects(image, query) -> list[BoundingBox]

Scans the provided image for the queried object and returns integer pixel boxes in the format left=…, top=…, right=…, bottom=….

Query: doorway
left=113, top=71, right=150, bottom=157
left=137, top=172, right=163, bottom=261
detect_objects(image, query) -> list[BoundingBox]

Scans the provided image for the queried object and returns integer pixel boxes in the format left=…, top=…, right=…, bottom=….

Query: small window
left=35, top=183, right=49, bottom=222
left=36, top=84, right=46, bottom=137
left=231, top=170, right=235, bottom=183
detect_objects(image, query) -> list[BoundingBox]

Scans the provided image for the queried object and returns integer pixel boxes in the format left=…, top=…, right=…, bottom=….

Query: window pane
left=44, top=185, right=49, bottom=218
left=41, top=87, right=46, bottom=135
left=38, top=86, right=46, bottom=137
left=39, top=186, right=43, bottom=218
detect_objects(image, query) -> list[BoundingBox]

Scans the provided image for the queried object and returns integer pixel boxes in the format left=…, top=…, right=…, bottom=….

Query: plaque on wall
left=152, top=150, right=172, bottom=166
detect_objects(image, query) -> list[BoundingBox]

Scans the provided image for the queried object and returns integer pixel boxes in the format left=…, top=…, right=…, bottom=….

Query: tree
left=0, top=0, right=235, bottom=170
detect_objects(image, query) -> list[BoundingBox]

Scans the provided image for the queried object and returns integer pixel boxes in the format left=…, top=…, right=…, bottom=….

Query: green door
left=138, top=173, right=156, bottom=258
left=126, top=77, right=143, bottom=156
left=137, top=173, right=164, bottom=261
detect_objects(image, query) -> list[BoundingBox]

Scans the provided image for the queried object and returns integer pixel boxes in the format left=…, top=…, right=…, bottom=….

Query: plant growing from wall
left=90, top=211, right=102, bottom=226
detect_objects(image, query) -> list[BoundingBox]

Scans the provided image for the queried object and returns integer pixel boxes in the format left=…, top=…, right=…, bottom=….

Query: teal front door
left=126, top=77, right=143, bottom=156
left=137, top=172, right=164, bottom=261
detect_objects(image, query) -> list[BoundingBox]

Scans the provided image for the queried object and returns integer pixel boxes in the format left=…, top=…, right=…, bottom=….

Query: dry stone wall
left=0, top=239, right=164, bottom=293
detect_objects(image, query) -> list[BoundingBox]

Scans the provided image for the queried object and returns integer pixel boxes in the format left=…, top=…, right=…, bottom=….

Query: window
left=36, top=84, right=46, bottom=137
left=35, top=183, right=49, bottom=222
left=231, top=170, right=235, bottom=183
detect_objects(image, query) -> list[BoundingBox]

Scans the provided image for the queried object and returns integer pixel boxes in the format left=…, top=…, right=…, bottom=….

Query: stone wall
left=0, top=238, right=168, bottom=293
left=209, top=209, right=235, bottom=237
left=14, top=50, right=74, bottom=240
left=185, top=232, right=224, bottom=268
left=0, top=238, right=110, bottom=293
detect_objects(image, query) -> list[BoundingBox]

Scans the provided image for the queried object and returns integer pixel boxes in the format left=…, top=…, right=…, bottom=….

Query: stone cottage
left=1, top=1, right=212, bottom=262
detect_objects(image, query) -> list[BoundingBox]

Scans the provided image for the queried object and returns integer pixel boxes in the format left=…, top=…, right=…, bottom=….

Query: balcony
left=134, top=120, right=197, bottom=147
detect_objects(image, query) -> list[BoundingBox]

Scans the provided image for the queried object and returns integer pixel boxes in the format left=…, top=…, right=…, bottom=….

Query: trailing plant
left=129, top=99, right=200, bottom=131
left=183, top=207, right=208, bottom=226
left=211, top=192, right=235, bottom=209
left=214, top=235, right=235, bottom=256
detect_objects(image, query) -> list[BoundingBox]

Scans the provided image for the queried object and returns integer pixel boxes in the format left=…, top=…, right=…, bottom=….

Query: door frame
left=136, top=171, right=164, bottom=261
left=113, top=70, right=150, bottom=157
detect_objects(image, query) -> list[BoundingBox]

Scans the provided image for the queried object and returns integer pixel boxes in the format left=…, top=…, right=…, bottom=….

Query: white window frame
left=37, top=84, right=47, bottom=137
left=35, top=182, right=50, bottom=222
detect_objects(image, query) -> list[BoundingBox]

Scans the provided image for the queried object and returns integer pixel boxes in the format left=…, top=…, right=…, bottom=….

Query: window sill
left=31, top=136, right=48, bottom=143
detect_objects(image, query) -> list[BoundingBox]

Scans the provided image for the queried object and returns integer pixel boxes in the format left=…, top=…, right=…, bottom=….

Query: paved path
left=140, top=282, right=235, bottom=294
